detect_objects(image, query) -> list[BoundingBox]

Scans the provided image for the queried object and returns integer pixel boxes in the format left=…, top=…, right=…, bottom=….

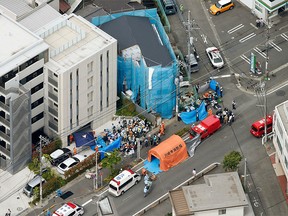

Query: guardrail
left=262, top=131, right=274, bottom=145
left=133, top=162, right=221, bottom=216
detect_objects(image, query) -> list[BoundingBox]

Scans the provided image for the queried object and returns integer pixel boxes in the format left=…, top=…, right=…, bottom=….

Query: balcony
left=0, top=145, right=10, bottom=156
left=48, top=76, right=58, bottom=87
left=48, top=106, right=58, bottom=117
left=257, top=0, right=286, bottom=11
left=0, top=131, right=10, bottom=143
left=49, top=121, right=58, bottom=132
left=0, top=101, right=9, bottom=112
left=48, top=92, right=58, bottom=102
left=0, top=116, right=10, bottom=128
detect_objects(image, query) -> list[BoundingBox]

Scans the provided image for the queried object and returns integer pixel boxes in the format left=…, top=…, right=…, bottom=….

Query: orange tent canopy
left=147, top=135, right=188, bottom=171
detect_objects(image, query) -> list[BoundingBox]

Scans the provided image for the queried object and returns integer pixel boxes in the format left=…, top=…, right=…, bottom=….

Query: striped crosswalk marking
left=239, top=33, right=256, bottom=43
left=281, top=33, right=288, bottom=41
left=240, top=54, right=250, bottom=64
left=253, top=47, right=266, bottom=59
left=269, top=41, right=282, bottom=52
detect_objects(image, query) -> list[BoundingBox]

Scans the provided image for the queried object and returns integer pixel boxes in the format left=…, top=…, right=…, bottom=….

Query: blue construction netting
left=92, top=9, right=177, bottom=119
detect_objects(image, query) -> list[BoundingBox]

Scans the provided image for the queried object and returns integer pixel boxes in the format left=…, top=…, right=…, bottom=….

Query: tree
left=101, top=149, right=121, bottom=177
left=223, top=151, right=242, bottom=171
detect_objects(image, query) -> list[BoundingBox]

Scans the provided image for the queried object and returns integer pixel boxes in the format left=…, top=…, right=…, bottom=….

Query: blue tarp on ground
left=179, top=101, right=208, bottom=124
left=143, top=157, right=162, bottom=175
left=73, top=131, right=95, bottom=147
left=90, top=137, right=122, bottom=160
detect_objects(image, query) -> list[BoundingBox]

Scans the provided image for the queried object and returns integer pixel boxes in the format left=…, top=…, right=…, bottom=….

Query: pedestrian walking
left=232, top=100, right=236, bottom=110
left=256, top=19, right=260, bottom=28
left=224, top=115, right=228, bottom=124
left=192, top=168, right=197, bottom=177
left=259, top=18, right=264, bottom=27
left=228, top=115, right=233, bottom=126
left=196, top=111, right=199, bottom=121
left=220, top=87, right=223, bottom=97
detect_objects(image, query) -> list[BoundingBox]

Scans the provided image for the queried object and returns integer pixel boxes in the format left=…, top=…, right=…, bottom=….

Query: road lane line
left=250, top=23, right=258, bottom=29
left=211, top=74, right=232, bottom=79
left=269, top=41, right=282, bottom=52
left=281, top=33, right=288, bottom=41
left=227, top=24, right=244, bottom=34
left=240, top=54, right=250, bottom=64
left=82, top=199, right=92, bottom=206
left=253, top=47, right=266, bottom=58
left=239, top=33, right=256, bottom=43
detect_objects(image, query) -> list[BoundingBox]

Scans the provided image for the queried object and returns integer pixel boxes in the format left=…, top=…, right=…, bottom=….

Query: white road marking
left=227, top=24, right=244, bottom=34
left=253, top=47, right=267, bottom=59
left=240, top=54, right=250, bottom=64
left=210, top=74, right=232, bottom=79
left=250, top=23, right=258, bottom=29
left=281, top=33, right=288, bottom=41
left=239, top=33, right=256, bottom=43
left=269, top=41, right=282, bottom=52
left=82, top=199, right=92, bottom=206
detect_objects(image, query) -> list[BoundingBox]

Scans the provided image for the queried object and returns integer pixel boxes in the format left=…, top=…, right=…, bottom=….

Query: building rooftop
left=19, top=4, right=61, bottom=32
left=0, top=14, right=47, bottom=72
left=99, top=15, right=172, bottom=67
left=36, top=14, right=116, bottom=72
left=275, top=100, right=288, bottom=133
left=169, top=172, right=248, bottom=215
left=0, top=0, right=33, bottom=19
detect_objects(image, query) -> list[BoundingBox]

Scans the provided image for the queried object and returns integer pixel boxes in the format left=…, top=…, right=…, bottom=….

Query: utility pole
left=265, top=18, right=270, bottom=80
left=187, top=10, right=192, bottom=84
left=244, top=158, right=247, bottom=191
left=95, top=147, right=99, bottom=190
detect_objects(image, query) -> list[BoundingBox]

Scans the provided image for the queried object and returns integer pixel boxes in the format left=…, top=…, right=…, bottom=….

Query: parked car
left=185, top=47, right=200, bottom=73
left=209, top=0, right=235, bottom=15
left=206, top=47, right=224, bottom=68
left=57, top=154, right=86, bottom=174
left=50, top=148, right=72, bottom=166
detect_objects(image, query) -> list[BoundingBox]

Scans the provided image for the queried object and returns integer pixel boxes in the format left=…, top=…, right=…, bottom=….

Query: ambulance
left=250, top=115, right=273, bottom=138
left=108, top=169, right=141, bottom=197
left=52, top=202, right=84, bottom=216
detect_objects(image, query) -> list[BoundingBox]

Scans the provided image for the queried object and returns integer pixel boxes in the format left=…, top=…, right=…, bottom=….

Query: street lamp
left=94, top=147, right=111, bottom=190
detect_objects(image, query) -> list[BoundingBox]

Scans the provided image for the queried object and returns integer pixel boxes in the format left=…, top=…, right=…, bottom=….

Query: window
left=255, top=1, right=263, bottom=13
left=87, top=61, right=93, bottom=73
left=119, top=178, right=133, bottom=190
left=31, top=112, right=44, bottom=124
left=87, top=91, right=93, bottom=102
left=87, top=76, right=93, bottom=88
left=31, top=97, right=44, bottom=109
left=31, top=83, right=43, bottom=95
left=218, top=209, right=226, bottom=215
left=88, top=106, right=93, bottom=117
left=20, top=68, right=43, bottom=85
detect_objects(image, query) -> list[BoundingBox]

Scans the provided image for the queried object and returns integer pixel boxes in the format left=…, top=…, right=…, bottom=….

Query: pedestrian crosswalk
left=239, top=32, right=288, bottom=67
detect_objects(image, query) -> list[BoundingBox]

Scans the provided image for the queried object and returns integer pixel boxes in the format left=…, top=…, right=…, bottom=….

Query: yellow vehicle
left=209, top=0, right=234, bottom=15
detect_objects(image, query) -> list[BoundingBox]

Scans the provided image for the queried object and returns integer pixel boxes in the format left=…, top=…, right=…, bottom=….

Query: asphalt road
left=25, top=1, right=288, bottom=216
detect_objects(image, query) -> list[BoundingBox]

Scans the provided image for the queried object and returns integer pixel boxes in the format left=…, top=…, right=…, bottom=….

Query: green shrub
left=223, top=151, right=242, bottom=171
left=175, top=127, right=190, bottom=137
left=42, top=138, right=62, bottom=155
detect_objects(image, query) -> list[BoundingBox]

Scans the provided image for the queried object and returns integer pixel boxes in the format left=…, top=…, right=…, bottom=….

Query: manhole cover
left=276, top=90, right=285, bottom=96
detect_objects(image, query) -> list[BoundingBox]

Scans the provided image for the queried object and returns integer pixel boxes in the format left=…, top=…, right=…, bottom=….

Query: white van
left=52, top=202, right=84, bottom=216
left=108, top=169, right=141, bottom=196
left=23, top=175, right=46, bottom=197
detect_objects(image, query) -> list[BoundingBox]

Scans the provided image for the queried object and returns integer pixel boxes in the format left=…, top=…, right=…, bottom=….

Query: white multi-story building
left=273, top=100, right=288, bottom=194
left=240, top=0, right=288, bottom=21
left=0, top=13, right=49, bottom=174
left=0, top=3, right=117, bottom=174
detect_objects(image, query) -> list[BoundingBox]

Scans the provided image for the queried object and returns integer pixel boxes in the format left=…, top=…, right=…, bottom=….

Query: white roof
left=36, top=14, right=117, bottom=73
left=0, top=14, right=48, bottom=74
left=182, top=172, right=248, bottom=212
left=0, top=0, right=33, bottom=18
left=19, top=4, right=61, bottom=32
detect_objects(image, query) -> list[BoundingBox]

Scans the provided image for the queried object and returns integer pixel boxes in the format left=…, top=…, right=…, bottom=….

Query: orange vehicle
left=190, top=115, right=221, bottom=140
left=250, top=115, right=273, bottom=138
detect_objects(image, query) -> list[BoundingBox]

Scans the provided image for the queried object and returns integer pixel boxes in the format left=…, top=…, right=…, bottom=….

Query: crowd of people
left=100, top=116, right=159, bottom=157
